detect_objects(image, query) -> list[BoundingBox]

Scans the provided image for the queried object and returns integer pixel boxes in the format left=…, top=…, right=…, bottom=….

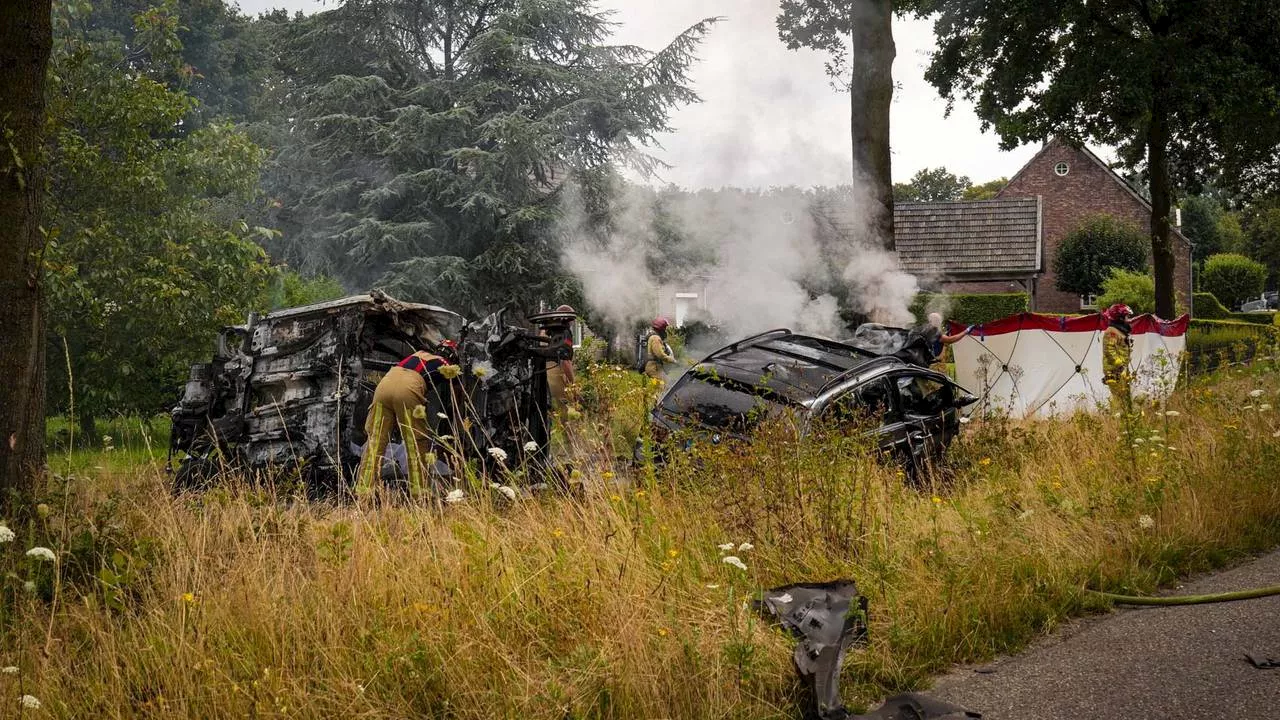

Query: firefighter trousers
left=356, top=366, right=430, bottom=497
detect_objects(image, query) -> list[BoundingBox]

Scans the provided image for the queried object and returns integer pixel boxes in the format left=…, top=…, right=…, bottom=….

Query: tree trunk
left=0, top=0, right=53, bottom=505
left=1148, top=71, right=1177, bottom=320
left=849, top=0, right=895, bottom=251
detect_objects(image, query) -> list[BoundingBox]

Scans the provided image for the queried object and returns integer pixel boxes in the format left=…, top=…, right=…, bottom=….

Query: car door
left=892, top=372, right=960, bottom=467
left=821, top=376, right=915, bottom=463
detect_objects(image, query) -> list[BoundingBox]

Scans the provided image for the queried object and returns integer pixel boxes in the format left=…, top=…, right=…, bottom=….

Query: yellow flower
left=1052, top=481, right=1062, bottom=489
left=610, top=494, right=621, bottom=502
left=551, top=528, right=564, bottom=539
left=931, top=496, right=942, bottom=505
left=438, top=364, right=462, bottom=380
left=412, top=405, right=426, bottom=419
left=602, top=471, right=615, bottom=481
left=182, top=592, right=199, bottom=606
left=634, top=490, right=647, bottom=499
left=667, top=548, right=679, bottom=558
left=979, top=457, right=992, bottom=467
left=657, top=627, right=669, bottom=637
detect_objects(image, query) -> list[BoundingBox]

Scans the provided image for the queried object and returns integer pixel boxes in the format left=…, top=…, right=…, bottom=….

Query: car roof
left=693, top=331, right=907, bottom=403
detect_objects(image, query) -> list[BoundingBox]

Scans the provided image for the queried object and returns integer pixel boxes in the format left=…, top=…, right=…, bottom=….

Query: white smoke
left=558, top=180, right=919, bottom=340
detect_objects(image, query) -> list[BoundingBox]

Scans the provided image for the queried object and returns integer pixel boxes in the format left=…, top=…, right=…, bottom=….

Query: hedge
left=1186, top=319, right=1280, bottom=373
left=1192, top=292, right=1275, bottom=324
left=910, top=293, right=1030, bottom=326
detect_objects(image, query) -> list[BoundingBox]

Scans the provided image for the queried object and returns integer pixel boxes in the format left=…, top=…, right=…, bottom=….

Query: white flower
left=1249, top=389, right=1265, bottom=398
left=437, top=412, right=449, bottom=420
left=444, top=489, right=465, bottom=504
left=471, top=360, right=494, bottom=379
left=1138, top=514, right=1155, bottom=529
left=737, top=542, right=754, bottom=552
left=722, top=555, right=747, bottom=571
left=487, top=447, right=508, bottom=463
left=959, top=416, right=971, bottom=424
left=1261, top=404, right=1273, bottom=412
left=495, top=485, right=517, bottom=501
left=716, top=543, right=735, bottom=552
left=0, top=525, right=14, bottom=544
left=25, top=547, right=55, bottom=562
left=1164, top=410, right=1181, bottom=417
left=1, top=666, right=17, bottom=675
left=102, top=435, right=113, bottom=445
left=523, top=441, right=539, bottom=453
left=22, top=581, right=35, bottom=593
left=1133, top=438, right=1145, bottom=444
left=19, top=695, right=40, bottom=709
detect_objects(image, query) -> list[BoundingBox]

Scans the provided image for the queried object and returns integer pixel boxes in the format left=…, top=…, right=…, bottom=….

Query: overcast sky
left=234, top=0, right=1050, bottom=188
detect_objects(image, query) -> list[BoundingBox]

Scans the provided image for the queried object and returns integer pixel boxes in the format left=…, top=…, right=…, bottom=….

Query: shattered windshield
left=660, top=369, right=794, bottom=430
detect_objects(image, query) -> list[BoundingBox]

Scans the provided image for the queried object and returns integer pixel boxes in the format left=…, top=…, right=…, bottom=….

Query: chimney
left=1174, top=208, right=1182, bottom=227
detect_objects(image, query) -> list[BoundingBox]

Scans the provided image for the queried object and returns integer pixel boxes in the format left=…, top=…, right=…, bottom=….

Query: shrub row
left=910, top=292, right=1030, bottom=326
left=1193, top=292, right=1275, bottom=324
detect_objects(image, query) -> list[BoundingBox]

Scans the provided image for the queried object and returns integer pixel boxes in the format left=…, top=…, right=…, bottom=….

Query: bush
left=910, top=293, right=1029, bottom=326
left=1097, top=268, right=1156, bottom=314
left=1200, top=253, right=1267, bottom=310
left=1053, top=214, right=1149, bottom=296
left=1193, top=292, right=1231, bottom=319
left=1186, top=319, right=1280, bottom=373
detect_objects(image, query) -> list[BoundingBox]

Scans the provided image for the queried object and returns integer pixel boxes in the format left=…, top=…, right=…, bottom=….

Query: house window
left=674, top=292, right=699, bottom=328
left=1054, top=162, right=1070, bottom=176
left=1080, top=293, right=1098, bottom=310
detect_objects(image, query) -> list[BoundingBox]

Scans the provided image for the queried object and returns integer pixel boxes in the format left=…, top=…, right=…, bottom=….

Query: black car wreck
left=648, top=329, right=977, bottom=478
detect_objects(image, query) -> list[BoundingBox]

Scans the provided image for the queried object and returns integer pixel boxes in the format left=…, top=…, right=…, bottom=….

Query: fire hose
left=1088, top=584, right=1280, bottom=606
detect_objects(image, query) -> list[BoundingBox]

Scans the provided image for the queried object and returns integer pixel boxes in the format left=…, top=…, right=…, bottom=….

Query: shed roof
left=892, top=197, right=1041, bottom=278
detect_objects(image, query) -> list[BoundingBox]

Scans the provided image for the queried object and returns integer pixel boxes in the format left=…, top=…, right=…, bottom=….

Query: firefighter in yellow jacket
left=1100, top=303, right=1134, bottom=405
left=644, top=316, right=676, bottom=386
left=356, top=346, right=455, bottom=498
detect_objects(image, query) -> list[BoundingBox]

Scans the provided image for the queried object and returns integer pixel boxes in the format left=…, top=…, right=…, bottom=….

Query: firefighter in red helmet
left=1101, top=303, right=1134, bottom=405
left=644, top=316, right=676, bottom=386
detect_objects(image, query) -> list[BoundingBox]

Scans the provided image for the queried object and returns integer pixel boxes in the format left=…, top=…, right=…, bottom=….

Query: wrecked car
left=169, top=291, right=573, bottom=497
left=648, top=329, right=977, bottom=477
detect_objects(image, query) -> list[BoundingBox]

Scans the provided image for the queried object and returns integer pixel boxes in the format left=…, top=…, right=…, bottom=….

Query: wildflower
left=722, top=555, right=748, bottom=571
left=495, top=485, right=517, bottom=501
left=717, top=543, right=736, bottom=552
left=609, top=494, right=621, bottom=502
left=182, top=592, right=200, bottom=606
left=602, top=471, right=615, bottom=481
left=658, top=627, right=669, bottom=637
left=1249, top=389, right=1265, bottom=398
left=551, top=528, right=564, bottom=538
left=667, top=548, right=679, bottom=558
left=436, top=412, right=449, bottom=420
left=25, top=547, right=55, bottom=562
left=22, top=581, right=35, bottom=593
left=566, top=407, right=582, bottom=420
left=1052, top=481, right=1062, bottom=489
left=1, top=667, right=16, bottom=675
left=1133, top=438, right=1145, bottom=444
left=438, top=364, right=462, bottom=380
left=979, top=457, right=992, bottom=467
left=523, top=441, right=539, bottom=453
left=444, top=489, right=465, bottom=504
left=1164, top=410, right=1181, bottom=418
left=1138, top=514, right=1155, bottom=530
left=931, top=496, right=942, bottom=505
left=487, top=447, right=508, bottom=463
left=737, top=542, right=754, bottom=552
left=438, top=435, right=454, bottom=441
left=633, top=489, right=646, bottom=499
left=959, top=416, right=971, bottom=424
left=1261, top=404, right=1273, bottom=412
left=471, top=360, right=494, bottom=379
left=0, top=525, right=13, bottom=544
left=19, top=695, right=40, bottom=709
left=412, top=405, right=426, bottom=419
left=35, top=503, right=50, bottom=518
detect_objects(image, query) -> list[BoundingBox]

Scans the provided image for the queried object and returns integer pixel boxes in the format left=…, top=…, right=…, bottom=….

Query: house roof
left=891, top=197, right=1042, bottom=278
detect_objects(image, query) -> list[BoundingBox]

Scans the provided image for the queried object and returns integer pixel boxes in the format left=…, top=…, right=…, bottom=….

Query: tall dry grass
left=2, top=361, right=1280, bottom=718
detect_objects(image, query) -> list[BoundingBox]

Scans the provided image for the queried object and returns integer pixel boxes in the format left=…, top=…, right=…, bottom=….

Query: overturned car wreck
left=169, top=291, right=574, bottom=497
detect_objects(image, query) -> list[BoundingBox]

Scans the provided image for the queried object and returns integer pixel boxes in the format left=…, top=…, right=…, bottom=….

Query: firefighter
left=355, top=344, right=455, bottom=498
left=544, top=305, right=578, bottom=414
left=644, top=316, right=676, bottom=386
left=1101, top=303, right=1134, bottom=405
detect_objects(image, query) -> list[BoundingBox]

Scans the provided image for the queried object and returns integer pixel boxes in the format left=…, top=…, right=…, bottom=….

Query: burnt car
left=169, top=291, right=573, bottom=497
left=648, top=329, right=977, bottom=477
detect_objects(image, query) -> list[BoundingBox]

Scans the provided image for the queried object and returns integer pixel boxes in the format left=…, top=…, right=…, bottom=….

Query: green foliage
left=1192, top=292, right=1231, bottom=319
left=1244, top=208, right=1280, bottom=285
left=263, top=270, right=347, bottom=311
left=892, top=166, right=971, bottom=202
left=43, top=1, right=272, bottom=423
left=1053, top=215, right=1149, bottom=296
left=910, top=293, right=1028, bottom=326
left=1181, top=195, right=1225, bottom=262
left=255, top=0, right=716, bottom=316
left=1201, top=254, right=1267, bottom=310
left=1097, top=269, right=1155, bottom=315
left=1218, top=212, right=1246, bottom=255
left=961, top=177, right=1007, bottom=201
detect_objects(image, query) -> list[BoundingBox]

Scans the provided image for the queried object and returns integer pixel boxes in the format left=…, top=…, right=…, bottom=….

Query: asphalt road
left=927, top=548, right=1280, bottom=719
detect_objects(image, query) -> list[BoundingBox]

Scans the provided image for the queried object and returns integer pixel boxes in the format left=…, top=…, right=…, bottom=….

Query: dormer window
left=1054, top=162, right=1070, bottom=176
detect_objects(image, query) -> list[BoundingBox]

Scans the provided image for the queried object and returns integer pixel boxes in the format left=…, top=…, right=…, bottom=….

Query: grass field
left=2, top=359, right=1280, bottom=718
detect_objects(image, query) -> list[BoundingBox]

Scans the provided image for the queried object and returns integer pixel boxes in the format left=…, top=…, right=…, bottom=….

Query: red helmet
left=555, top=304, right=575, bottom=314
left=651, top=316, right=670, bottom=331
left=1102, top=304, right=1133, bottom=323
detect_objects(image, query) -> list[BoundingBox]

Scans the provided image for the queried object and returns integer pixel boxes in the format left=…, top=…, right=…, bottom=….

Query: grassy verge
left=2, top=361, right=1279, bottom=718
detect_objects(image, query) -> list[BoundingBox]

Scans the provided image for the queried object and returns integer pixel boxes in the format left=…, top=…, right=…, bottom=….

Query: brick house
left=887, top=138, right=1195, bottom=314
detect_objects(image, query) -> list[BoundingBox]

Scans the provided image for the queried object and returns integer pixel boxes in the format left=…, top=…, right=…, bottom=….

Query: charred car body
left=649, top=329, right=976, bottom=477
left=169, top=291, right=574, bottom=496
